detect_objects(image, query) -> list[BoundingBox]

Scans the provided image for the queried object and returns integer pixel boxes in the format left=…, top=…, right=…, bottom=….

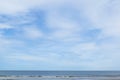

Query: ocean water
left=0, top=71, right=120, bottom=80
left=0, top=71, right=120, bottom=76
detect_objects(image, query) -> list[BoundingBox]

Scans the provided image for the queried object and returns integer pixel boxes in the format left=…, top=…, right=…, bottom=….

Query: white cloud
left=23, top=27, right=43, bottom=39
left=46, top=10, right=81, bottom=40
left=71, top=42, right=98, bottom=59
left=80, top=0, right=120, bottom=38
left=0, top=37, right=25, bottom=53
left=0, top=24, right=13, bottom=29
left=0, top=0, right=27, bottom=14
left=0, top=0, right=67, bottom=14
left=7, top=54, right=46, bottom=62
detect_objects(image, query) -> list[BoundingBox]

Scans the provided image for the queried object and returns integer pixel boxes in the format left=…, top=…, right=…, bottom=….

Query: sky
left=0, top=0, right=120, bottom=70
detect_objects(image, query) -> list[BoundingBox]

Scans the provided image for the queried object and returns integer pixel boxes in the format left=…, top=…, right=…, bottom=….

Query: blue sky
left=0, top=0, right=120, bottom=70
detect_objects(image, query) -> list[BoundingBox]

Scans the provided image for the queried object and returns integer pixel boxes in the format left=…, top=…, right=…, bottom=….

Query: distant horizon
left=1, top=70, right=120, bottom=71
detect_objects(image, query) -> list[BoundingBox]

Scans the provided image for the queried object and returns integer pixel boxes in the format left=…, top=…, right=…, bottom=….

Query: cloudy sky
left=0, top=0, right=120, bottom=70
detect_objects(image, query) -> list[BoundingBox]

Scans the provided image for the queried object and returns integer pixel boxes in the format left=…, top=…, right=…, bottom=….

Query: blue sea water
left=0, top=71, right=120, bottom=76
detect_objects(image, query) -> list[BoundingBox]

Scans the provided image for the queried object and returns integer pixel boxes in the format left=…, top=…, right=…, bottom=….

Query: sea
left=0, top=71, right=120, bottom=80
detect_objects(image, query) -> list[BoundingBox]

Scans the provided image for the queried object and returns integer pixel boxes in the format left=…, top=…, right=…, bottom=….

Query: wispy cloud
left=0, top=24, right=13, bottom=29
left=23, top=26, right=43, bottom=39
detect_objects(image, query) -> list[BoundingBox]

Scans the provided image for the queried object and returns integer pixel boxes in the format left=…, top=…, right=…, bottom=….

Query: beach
left=1, top=75, right=120, bottom=80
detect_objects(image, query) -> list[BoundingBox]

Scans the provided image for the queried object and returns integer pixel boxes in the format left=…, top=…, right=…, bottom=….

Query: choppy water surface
left=0, top=71, right=120, bottom=80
